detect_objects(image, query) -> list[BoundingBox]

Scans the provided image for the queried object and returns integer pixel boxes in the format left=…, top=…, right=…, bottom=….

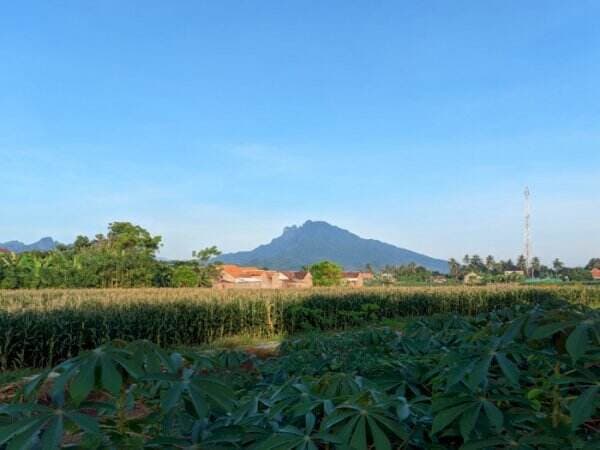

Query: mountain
left=0, top=237, right=58, bottom=253
left=218, top=221, right=449, bottom=273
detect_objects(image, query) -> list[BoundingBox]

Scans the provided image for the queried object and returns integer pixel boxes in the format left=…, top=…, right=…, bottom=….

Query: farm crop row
left=1, top=285, right=598, bottom=368
left=1, top=298, right=598, bottom=448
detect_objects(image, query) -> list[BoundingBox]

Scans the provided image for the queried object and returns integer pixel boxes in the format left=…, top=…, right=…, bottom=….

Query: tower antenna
left=524, top=187, right=532, bottom=278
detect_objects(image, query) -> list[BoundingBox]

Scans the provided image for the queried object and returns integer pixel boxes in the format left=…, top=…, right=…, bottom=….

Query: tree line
left=0, top=222, right=221, bottom=289
left=449, top=254, right=598, bottom=282
left=1, top=222, right=598, bottom=289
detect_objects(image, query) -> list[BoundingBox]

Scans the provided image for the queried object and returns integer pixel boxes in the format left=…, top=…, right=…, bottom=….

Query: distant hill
left=218, top=220, right=449, bottom=273
left=0, top=237, right=58, bottom=253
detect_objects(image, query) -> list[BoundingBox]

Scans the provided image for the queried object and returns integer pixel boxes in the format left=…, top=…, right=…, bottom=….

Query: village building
left=591, top=268, right=600, bottom=280
left=463, top=272, right=483, bottom=285
left=281, top=271, right=313, bottom=288
left=0, top=248, right=10, bottom=254
left=342, top=271, right=374, bottom=288
left=504, top=270, right=525, bottom=276
left=431, top=275, right=447, bottom=284
left=216, top=265, right=374, bottom=289
left=216, top=264, right=290, bottom=289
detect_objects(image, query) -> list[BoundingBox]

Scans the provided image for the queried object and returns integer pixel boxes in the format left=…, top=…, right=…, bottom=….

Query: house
left=504, top=270, right=524, bottom=276
left=216, top=265, right=289, bottom=289
left=0, top=248, right=10, bottom=254
left=342, top=272, right=374, bottom=288
left=592, top=268, right=600, bottom=280
left=431, top=275, right=447, bottom=284
left=281, top=271, right=313, bottom=288
left=463, top=272, right=483, bottom=285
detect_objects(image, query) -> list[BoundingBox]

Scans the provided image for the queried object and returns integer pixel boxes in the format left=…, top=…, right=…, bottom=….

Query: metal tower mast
left=524, top=187, right=531, bottom=277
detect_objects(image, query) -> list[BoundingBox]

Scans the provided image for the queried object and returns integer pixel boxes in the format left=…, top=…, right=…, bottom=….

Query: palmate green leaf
left=566, top=324, right=589, bottom=362
left=459, top=403, right=481, bottom=441
left=432, top=396, right=473, bottom=413
left=23, top=369, right=52, bottom=400
left=320, top=410, right=358, bottom=430
left=0, top=417, right=46, bottom=447
left=495, top=352, right=519, bottom=385
left=482, top=400, right=503, bottom=430
left=350, top=416, right=367, bottom=450
left=529, top=321, right=574, bottom=340
left=367, top=416, right=392, bottom=450
left=460, top=437, right=507, bottom=449
left=111, top=353, right=143, bottom=379
left=40, top=415, right=63, bottom=450
left=467, top=355, right=492, bottom=389
left=432, top=402, right=475, bottom=434
left=100, top=355, right=122, bottom=395
left=49, top=364, right=79, bottom=406
left=161, top=383, right=184, bottom=411
left=64, top=411, right=100, bottom=434
left=6, top=418, right=46, bottom=450
left=145, top=436, right=191, bottom=448
left=188, top=384, right=209, bottom=419
left=193, top=377, right=237, bottom=412
left=70, top=356, right=97, bottom=404
left=569, top=386, right=598, bottom=430
left=252, top=433, right=305, bottom=450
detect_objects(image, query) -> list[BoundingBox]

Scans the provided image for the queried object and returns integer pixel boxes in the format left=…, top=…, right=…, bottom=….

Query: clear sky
left=1, top=1, right=599, bottom=266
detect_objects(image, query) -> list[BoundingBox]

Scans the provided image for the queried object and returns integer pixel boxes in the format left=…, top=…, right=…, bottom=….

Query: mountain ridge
left=0, top=237, right=58, bottom=253
left=218, top=220, right=449, bottom=273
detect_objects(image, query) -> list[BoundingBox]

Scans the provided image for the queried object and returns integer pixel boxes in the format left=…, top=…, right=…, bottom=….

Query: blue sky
left=1, top=1, right=599, bottom=265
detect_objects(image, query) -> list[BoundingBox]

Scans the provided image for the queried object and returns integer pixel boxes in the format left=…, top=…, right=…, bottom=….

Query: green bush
left=171, top=266, right=199, bottom=287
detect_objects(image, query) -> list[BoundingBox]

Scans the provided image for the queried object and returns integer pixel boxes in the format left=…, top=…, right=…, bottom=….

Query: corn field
left=1, top=285, right=598, bottom=369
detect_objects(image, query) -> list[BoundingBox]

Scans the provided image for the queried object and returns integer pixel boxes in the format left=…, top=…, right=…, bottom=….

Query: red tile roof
left=220, top=265, right=265, bottom=278
left=0, top=248, right=10, bottom=254
left=592, top=268, right=600, bottom=279
left=282, top=271, right=310, bottom=280
left=342, top=272, right=373, bottom=279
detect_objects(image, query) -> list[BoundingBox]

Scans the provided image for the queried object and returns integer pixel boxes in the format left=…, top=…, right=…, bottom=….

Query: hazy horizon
left=2, top=2, right=599, bottom=266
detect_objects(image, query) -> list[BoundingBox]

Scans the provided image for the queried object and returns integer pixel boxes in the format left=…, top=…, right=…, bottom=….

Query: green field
left=1, top=285, right=599, bottom=369
left=0, top=295, right=598, bottom=449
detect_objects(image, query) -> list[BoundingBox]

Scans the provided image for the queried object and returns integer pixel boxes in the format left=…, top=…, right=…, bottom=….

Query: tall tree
left=585, top=258, right=600, bottom=270
left=470, top=255, right=484, bottom=271
left=531, top=257, right=541, bottom=277
left=193, top=246, right=222, bottom=287
left=309, top=261, right=343, bottom=286
left=485, top=255, right=496, bottom=273
left=516, top=255, right=527, bottom=273
left=448, top=258, right=461, bottom=278
left=552, top=258, right=564, bottom=274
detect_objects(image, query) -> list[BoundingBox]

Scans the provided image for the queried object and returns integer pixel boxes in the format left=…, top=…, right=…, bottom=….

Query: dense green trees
left=309, top=260, right=343, bottom=286
left=0, top=223, right=223, bottom=289
left=380, top=263, right=433, bottom=283
left=452, top=254, right=597, bottom=282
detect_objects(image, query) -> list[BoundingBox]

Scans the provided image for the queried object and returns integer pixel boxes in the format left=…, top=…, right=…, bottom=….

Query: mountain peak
left=219, top=221, right=448, bottom=272
left=0, top=237, right=58, bottom=253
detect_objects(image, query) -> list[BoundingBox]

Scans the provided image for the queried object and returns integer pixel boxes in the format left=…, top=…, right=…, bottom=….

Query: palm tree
left=485, top=255, right=495, bottom=273
left=552, top=258, right=564, bottom=275
left=531, top=257, right=541, bottom=278
left=448, top=258, right=461, bottom=278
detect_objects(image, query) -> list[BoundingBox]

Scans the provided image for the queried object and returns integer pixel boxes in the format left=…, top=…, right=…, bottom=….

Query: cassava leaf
left=570, top=386, right=599, bottom=430
left=566, top=324, right=589, bottom=362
